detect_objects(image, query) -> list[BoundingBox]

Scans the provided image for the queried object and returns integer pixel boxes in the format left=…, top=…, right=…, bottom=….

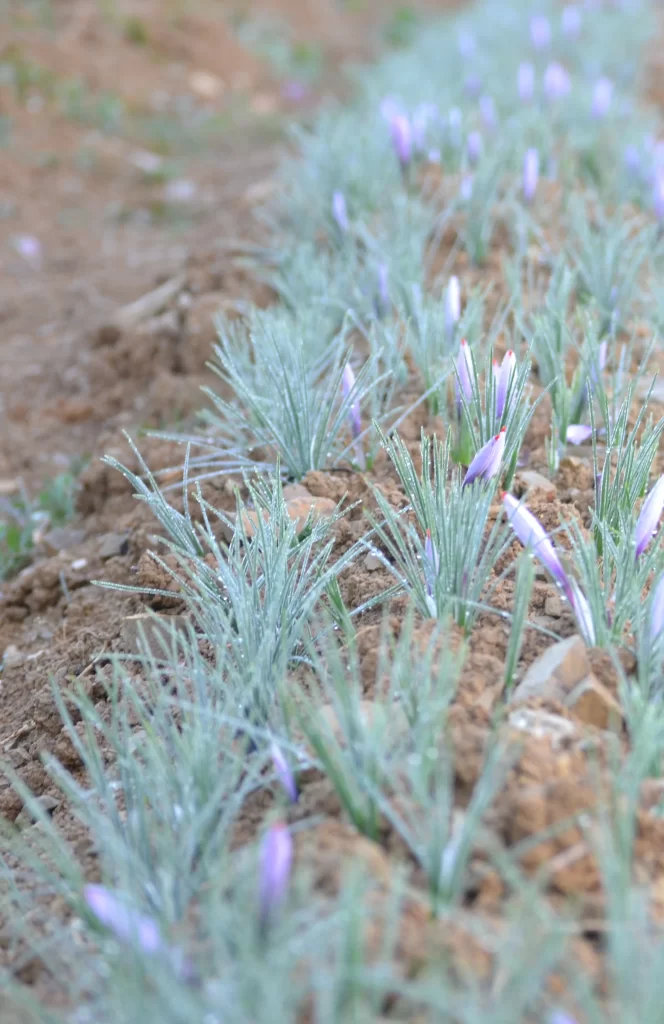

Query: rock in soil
left=510, top=635, right=590, bottom=705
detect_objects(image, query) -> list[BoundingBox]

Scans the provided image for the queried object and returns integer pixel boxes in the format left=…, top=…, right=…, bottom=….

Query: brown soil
left=1, top=0, right=662, bottom=1017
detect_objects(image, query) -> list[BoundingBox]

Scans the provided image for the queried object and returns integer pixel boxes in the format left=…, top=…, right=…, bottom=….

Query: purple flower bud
left=380, top=96, right=402, bottom=122
left=270, top=741, right=298, bottom=803
left=566, top=424, right=593, bottom=445
left=84, top=885, right=162, bottom=954
left=561, top=5, right=582, bottom=37
left=463, top=427, right=506, bottom=486
left=518, top=62, right=535, bottom=103
left=530, top=14, right=552, bottom=50
left=445, top=276, right=461, bottom=345
left=653, top=173, right=664, bottom=223
left=457, top=30, right=476, bottom=57
left=502, top=493, right=572, bottom=599
left=259, top=822, right=292, bottom=927
left=467, top=130, right=483, bottom=166
left=635, top=476, right=664, bottom=557
left=650, top=573, right=664, bottom=641
left=568, top=579, right=596, bottom=645
left=412, top=102, right=437, bottom=151
left=523, top=148, right=539, bottom=203
left=390, top=114, right=412, bottom=171
left=377, top=262, right=390, bottom=315
left=464, top=74, right=482, bottom=99
left=495, top=349, right=516, bottom=420
left=623, top=144, right=640, bottom=175
left=424, top=529, right=439, bottom=597
left=543, top=62, right=571, bottom=102
left=14, top=234, right=42, bottom=270
left=591, top=77, right=613, bottom=119
left=479, top=95, right=497, bottom=131
left=342, top=362, right=365, bottom=469
left=455, top=339, right=474, bottom=412
left=332, top=191, right=349, bottom=234
left=460, top=175, right=474, bottom=201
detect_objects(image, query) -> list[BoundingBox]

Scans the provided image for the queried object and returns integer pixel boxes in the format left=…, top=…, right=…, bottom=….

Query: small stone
left=120, top=613, right=188, bottom=658
left=565, top=675, right=623, bottom=730
left=285, top=495, right=336, bottom=534
left=364, top=553, right=383, bottom=571
left=518, top=470, right=556, bottom=497
left=510, top=635, right=590, bottom=705
left=42, top=526, right=86, bottom=554
left=70, top=558, right=88, bottom=571
left=97, top=532, right=129, bottom=560
left=188, top=70, right=225, bottom=101
left=14, top=794, right=60, bottom=830
left=2, top=645, right=24, bottom=670
left=508, top=708, right=577, bottom=748
left=282, top=483, right=313, bottom=501
left=544, top=592, right=564, bottom=617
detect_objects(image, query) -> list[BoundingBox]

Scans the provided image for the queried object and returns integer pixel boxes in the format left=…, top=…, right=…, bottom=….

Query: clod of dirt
left=510, top=635, right=589, bottom=705
left=564, top=676, right=623, bottom=730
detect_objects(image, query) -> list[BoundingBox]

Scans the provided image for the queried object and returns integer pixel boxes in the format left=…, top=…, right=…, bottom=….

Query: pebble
left=2, top=645, right=24, bottom=670
left=97, top=532, right=129, bottom=560
left=364, top=553, right=383, bottom=571
left=510, top=635, right=589, bottom=704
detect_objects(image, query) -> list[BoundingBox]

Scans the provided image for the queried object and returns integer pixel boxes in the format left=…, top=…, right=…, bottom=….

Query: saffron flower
left=543, top=62, right=571, bottom=102
left=457, top=30, right=475, bottom=57
left=635, top=476, right=664, bottom=557
left=518, top=62, right=535, bottom=103
left=495, top=349, right=516, bottom=420
left=591, top=77, right=613, bottom=119
left=460, top=175, right=474, bottom=201
left=455, top=338, right=474, bottom=412
left=259, top=822, right=293, bottom=928
left=653, top=173, right=664, bottom=224
left=463, top=427, right=506, bottom=486
left=565, top=424, right=593, bottom=445
left=523, top=148, right=539, bottom=203
left=479, top=95, right=497, bottom=131
left=270, top=741, right=298, bottom=803
left=568, top=579, right=596, bottom=645
left=502, top=493, right=572, bottom=599
left=445, top=276, right=461, bottom=345
left=561, top=5, right=582, bottom=38
left=390, top=114, right=412, bottom=172
left=650, top=573, right=664, bottom=641
left=530, top=14, right=551, bottom=50
left=84, top=885, right=162, bottom=954
left=467, top=130, right=483, bottom=166
left=465, top=74, right=482, bottom=99
left=342, top=362, right=365, bottom=469
left=332, top=191, right=349, bottom=234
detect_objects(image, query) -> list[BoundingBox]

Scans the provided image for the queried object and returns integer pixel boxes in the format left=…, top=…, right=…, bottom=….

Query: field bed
left=3, top=0, right=664, bottom=1020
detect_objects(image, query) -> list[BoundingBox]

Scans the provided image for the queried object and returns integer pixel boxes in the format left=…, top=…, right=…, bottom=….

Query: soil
left=1, top=0, right=664, bottom=1017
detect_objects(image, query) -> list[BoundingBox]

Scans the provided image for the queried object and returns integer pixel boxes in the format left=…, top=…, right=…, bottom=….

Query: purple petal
left=502, top=493, right=572, bottom=597
left=467, top=130, right=483, bottom=166
left=342, top=362, right=364, bottom=468
left=650, top=574, right=664, bottom=641
left=561, top=5, right=582, bottom=37
left=565, top=424, right=593, bottom=445
left=568, top=580, right=596, bottom=645
left=84, top=885, right=162, bottom=954
left=445, top=276, right=461, bottom=344
left=530, top=14, right=551, bottom=50
left=259, top=822, right=293, bottom=926
left=543, top=63, right=571, bottom=102
left=518, top=62, right=535, bottom=103
left=463, top=428, right=506, bottom=486
left=653, top=173, right=664, bottom=223
left=455, top=339, right=475, bottom=410
left=479, top=95, right=497, bottom=131
left=523, top=148, right=539, bottom=203
left=495, top=350, right=516, bottom=420
left=635, top=476, right=664, bottom=557
left=270, top=741, right=298, bottom=803
left=591, top=77, right=613, bottom=119
left=332, top=191, right=349, bottom=233
left=390, top=115, right=412, bottom=169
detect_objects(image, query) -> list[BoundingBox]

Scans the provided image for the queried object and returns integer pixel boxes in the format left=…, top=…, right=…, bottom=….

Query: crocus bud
left=412, top=103, right=437, bottom=151
left=259, top=822, right=293, bottom=929
left=565, top=424, right=593, bottom=445
left=84, top=885, right=162, bottom=954
left=457, top=30, right=476, bottom=57
left=455, top=338, right=474, bottom=411
left=342, top=362, right=365, bottom=469
left=530, top=14, right=551, bottom=50
left=390, top=115, right=412, bottom=172
left=463, top=427, right=506, bottom=486
left=635, top=476, right=664, bottom=557
left=464, top=74, right=482, bottom=99
left=332, top=191, right=349, bottom=234
left=467, top=130, right=483, bottom=166
left=502, top=493, right=573, bottom=600
left=568, top=579, right=596, bottom=646
left=561, top=5, right=582, bottom=37
left=543, top=62, right=571, bottom=102
left=377, top=262, right=390, bottom=316
left=460, top=175, right=474, bottom=201
left=591, top=77, right=612, bottom=119
left=479, top=95, right=497, bottom=130
left=495, top=350, right=516, bottom=420
left=523, top=148, right=539, bottom=203
left=270, top=741, right=298, bottom=803
left=650, top=573, right=664, bottom=641
left=518, top=62, right=535, bottom=103
left=653, top=173, right=664, bottom=224
left=445, top=276, right=461, bottom=345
